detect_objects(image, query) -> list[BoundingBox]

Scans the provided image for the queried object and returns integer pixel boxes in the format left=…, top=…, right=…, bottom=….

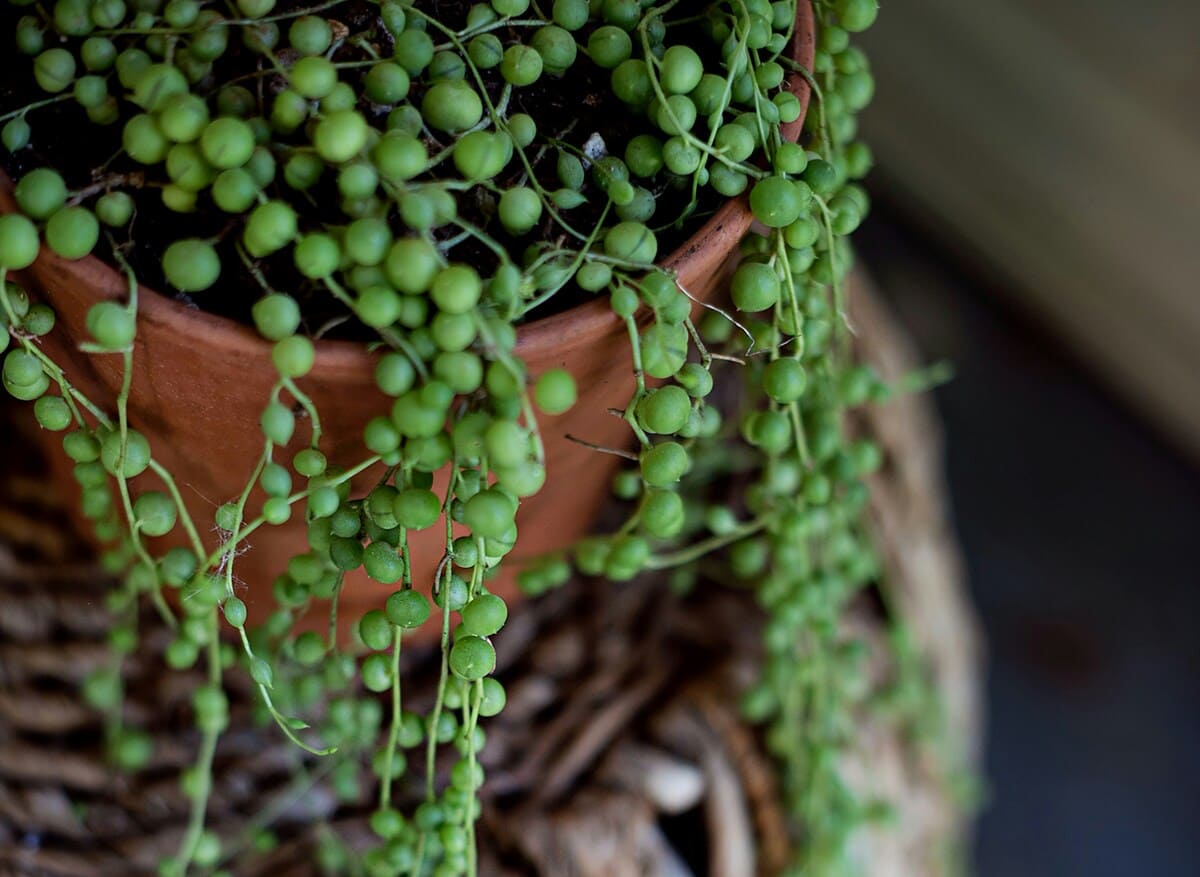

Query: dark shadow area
left=858, top=202, right=1200, bottom=877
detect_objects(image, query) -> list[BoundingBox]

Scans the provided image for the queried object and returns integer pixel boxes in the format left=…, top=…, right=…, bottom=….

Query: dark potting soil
left=0, top=0, right=727, bottom=338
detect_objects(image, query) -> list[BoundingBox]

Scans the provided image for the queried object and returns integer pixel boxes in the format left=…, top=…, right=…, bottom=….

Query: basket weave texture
left=0, top=273, right=982, bottom=877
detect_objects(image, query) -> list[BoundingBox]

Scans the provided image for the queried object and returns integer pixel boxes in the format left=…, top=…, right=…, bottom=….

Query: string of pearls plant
left=0, top=0, right=952, bottom=875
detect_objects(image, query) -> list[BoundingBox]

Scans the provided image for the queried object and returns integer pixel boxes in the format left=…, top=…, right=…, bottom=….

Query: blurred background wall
left=852, top=2, right=1200, bottom=874
left=857, top=0, right=1200, bottom=460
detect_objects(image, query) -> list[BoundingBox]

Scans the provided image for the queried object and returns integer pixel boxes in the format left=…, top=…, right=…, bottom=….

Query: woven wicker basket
left=0, top=271, right=982, bottom=877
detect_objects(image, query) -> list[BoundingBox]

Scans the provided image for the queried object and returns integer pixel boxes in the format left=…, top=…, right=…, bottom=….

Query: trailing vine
left=0, top=1, right=966, bottom=875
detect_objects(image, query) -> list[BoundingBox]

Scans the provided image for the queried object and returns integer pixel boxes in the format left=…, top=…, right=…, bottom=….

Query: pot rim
left=1, top=2, right=814, bottom=365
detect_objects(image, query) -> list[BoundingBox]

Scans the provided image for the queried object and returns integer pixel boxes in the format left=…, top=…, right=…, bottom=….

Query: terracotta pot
left=3, top=6, right=814, bottom=642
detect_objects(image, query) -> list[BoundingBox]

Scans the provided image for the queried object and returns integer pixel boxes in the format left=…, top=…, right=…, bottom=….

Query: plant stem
left=645, top=518, right=769, bottom=569
left=174, top=612, right=222, bottom=875
left=379, top=630, right=403, bottom=809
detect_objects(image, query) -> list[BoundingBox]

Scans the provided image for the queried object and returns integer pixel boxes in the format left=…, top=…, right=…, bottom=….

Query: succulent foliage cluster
left=0, top=0, right=946, bottom=875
